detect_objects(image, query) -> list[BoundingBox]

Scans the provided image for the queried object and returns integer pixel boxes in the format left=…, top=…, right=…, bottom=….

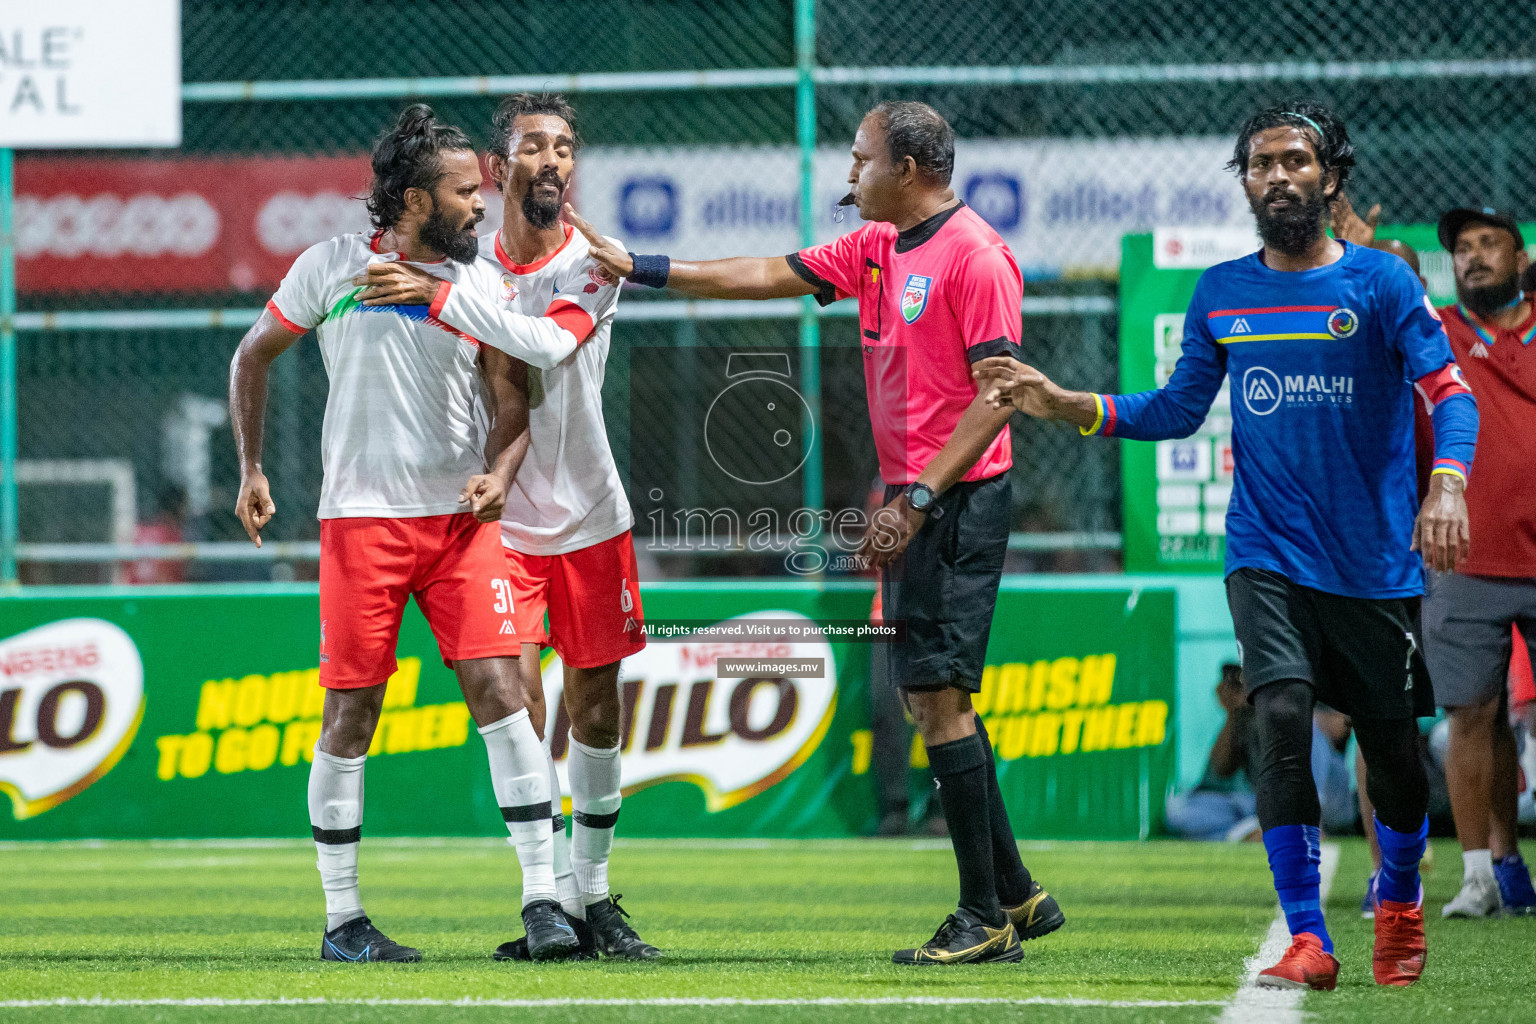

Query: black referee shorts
left=881, top=472, right=1010, bottom=693
left=1225, top=567, right=1434, bottom=720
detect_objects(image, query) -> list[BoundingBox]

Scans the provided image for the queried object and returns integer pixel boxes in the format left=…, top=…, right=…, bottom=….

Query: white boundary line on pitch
left=1215, top=842, right=1341, bottom=1024
left=0, top=997, right=1224, bottom=1009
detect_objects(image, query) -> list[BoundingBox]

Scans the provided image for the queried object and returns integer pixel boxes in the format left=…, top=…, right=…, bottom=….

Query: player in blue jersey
left=973, top=103, right=1478, bottom=990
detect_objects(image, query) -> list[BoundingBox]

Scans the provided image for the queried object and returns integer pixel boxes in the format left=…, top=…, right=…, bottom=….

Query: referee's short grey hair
left=868, top=101, right=954, bottom=186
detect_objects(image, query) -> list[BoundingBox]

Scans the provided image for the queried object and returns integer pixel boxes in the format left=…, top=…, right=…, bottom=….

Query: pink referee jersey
left=789, top=202, right=1021, bottom=485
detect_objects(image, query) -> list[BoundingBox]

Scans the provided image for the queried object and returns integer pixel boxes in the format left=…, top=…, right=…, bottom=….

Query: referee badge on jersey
left=900, top=274, right=932, bottom=324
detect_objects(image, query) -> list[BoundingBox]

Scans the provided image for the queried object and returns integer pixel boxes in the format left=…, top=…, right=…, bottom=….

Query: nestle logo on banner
left=542, top=611, right=837, bottom=811
left=963, top=173, right=1023, bottom=232
left=0, top=619, right=145, bottom=820
left=620, top=177, right=677, bottom=237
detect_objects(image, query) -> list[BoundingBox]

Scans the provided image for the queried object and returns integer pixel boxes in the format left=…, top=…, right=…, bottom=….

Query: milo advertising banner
left=0, top=582, right=1175, bottom=840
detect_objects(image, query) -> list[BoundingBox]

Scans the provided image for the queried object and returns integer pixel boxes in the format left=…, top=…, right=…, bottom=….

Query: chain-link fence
left=14, top=0, right=1535, bottom=582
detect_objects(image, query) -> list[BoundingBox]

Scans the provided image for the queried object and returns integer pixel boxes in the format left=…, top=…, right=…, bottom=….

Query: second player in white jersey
left=479, top=225, right=633, bottom=555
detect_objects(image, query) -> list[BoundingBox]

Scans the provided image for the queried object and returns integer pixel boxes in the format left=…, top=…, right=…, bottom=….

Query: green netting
left=19, top=0, right=1534, bottom=580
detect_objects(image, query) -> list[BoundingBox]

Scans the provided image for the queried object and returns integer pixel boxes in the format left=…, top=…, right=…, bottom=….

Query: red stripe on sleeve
left=1414, top=363, right=1473, bottom=406
left=544, top=299, right=596, bottom=344
left=1206, top=305, right=1335, bottom=318
left=265, top=299, right=309, bottom=335
left=428, top=280, right=452, bottom=320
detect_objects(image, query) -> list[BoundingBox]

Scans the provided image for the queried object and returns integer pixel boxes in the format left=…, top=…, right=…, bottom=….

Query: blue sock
left=1263, top=824, right=1331, bottom=953
left=1373, top=814, right=1427, bottom=905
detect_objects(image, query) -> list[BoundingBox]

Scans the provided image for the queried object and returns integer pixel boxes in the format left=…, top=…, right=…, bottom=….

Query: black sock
left=926, top=732, right=1003, bottom=926
left=972, top=714, right=1033, bottom=905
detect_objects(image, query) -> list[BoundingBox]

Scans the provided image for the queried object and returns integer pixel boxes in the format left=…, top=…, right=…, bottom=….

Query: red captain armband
left=543, top=299, right=596, bottom=344
left=1413, top=363, right=1473, bottom=407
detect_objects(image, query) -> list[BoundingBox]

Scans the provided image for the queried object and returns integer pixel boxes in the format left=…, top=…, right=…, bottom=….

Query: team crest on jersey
left=1326, top=307, right=1359, bottom=339
left=500, top=274, right=516, bottom=302
left=900, top=274, right=932, bottom=324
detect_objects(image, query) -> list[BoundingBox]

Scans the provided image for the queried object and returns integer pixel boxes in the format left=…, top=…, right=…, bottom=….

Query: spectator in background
left=122, top=484, right=188, bottom=585
left=1165, top=664, right=1259, bottom=841
left=1423, top=206, right=1536, bottom=918
left=1167, top=664, right=1357, bottom=842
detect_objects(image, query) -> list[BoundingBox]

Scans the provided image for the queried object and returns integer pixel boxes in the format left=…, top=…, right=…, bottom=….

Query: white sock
left=569, top=736, right=622, bottom=903
left=308, top=746, right=366, bottom=932
left=545, top=737, right=585, bottom=920
left=479, top=709, right=556, bottom=906
left=1464, top=848, right=1496, bottom=884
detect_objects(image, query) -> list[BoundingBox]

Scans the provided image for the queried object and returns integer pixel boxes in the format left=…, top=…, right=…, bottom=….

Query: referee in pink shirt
left=570, top=100, right=1064, bottom=965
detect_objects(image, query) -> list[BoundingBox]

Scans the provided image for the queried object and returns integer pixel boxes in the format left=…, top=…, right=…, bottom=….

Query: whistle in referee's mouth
left=833, top=191, right=856, bottom=223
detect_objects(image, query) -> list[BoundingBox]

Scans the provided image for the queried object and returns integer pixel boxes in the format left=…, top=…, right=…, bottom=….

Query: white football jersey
left=477, top=225, right=633, bottom=555
left=268, top=232, right=492, bottom=519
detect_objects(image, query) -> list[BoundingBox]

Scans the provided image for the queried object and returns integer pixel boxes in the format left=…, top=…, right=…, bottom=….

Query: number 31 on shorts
left=491, top=578, right=513, bottom=614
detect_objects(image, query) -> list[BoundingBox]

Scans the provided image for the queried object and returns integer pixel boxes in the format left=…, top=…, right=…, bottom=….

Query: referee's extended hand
left=564, top=204, right=631, bottom=283
left=353, top=262, right=442, bottom=306
left=1412, top=472, right=1470, bottom=572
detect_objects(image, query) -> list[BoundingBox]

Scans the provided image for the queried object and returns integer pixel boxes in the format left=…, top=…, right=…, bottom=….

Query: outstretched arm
left=974, top=343, right=1225, bottom=442
left=356, top=265, right=585, bottom=369
left=565, top=204, right=819, bottom=300
left=229, top=310, right=304, bottom=546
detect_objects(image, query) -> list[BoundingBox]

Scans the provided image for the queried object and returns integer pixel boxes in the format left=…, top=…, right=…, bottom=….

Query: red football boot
left=1256, top=932, right=1339, bottom=991
left=1373, top=899, right=1427, bottom=986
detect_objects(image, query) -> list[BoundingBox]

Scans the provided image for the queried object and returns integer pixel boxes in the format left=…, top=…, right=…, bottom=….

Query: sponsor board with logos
left=18, top=137, right=1247, bottom=293
left=0, top=582, right=1174, bottom=840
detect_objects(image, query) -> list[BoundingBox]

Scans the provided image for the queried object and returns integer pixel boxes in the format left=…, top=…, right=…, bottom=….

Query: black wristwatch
left=903, top=482, right=943, bottom=519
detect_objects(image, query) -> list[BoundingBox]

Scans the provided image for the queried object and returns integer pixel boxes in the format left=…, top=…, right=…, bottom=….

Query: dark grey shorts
left=881, top=473, right=1010, bottom=693
left=1225, top=567, right=1434, bottom=720
left=1422, top=570, right=1536, bottom=708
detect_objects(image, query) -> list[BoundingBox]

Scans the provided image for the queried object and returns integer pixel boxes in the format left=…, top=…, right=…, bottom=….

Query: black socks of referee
left=973, top=714, right=1033, bottom=906
left=927, top=732, right=1004, bottom=926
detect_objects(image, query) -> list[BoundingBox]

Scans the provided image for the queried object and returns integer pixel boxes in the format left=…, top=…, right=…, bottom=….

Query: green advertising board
left=0, top=581, right=1175, bottom=841
left=1118, top=224, right=1536, bottom=573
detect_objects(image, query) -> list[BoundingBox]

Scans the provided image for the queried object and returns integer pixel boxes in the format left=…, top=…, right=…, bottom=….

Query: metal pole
left=794, top=0, right=823, bottom=521
left=0, top=148, right=17, bottom=585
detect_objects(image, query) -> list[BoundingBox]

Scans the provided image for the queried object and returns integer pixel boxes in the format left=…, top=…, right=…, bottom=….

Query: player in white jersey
left=358, top=93, right=658, bottom=961
left=229, top=105, right=595, bottom=964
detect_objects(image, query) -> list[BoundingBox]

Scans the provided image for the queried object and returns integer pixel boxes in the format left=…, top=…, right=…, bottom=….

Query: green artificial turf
left=0, top=837, right=1529, bottom=1023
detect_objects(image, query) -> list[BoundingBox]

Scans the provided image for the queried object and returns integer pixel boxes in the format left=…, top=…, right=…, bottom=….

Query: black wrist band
left=628, top=252, right=670, bottom=289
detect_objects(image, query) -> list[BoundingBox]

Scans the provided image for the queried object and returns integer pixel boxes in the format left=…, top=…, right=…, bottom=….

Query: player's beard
left=521, top=170, right=566, bottom=230
left=1458, top=267, right=1523, bottom=317
left=1249, top=184, right=1329, bottom=258
left=420, top=200, right=482, bottom=264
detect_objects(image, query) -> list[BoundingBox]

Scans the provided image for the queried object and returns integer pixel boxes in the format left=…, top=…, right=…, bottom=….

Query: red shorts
left=319, top=513, right=519, bottom=689
left=504, top=529, right=646, bottom=669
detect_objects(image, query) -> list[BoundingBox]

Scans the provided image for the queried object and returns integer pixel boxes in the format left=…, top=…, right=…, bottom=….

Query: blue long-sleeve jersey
left=1087, top=242, right=1477, bottom=598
